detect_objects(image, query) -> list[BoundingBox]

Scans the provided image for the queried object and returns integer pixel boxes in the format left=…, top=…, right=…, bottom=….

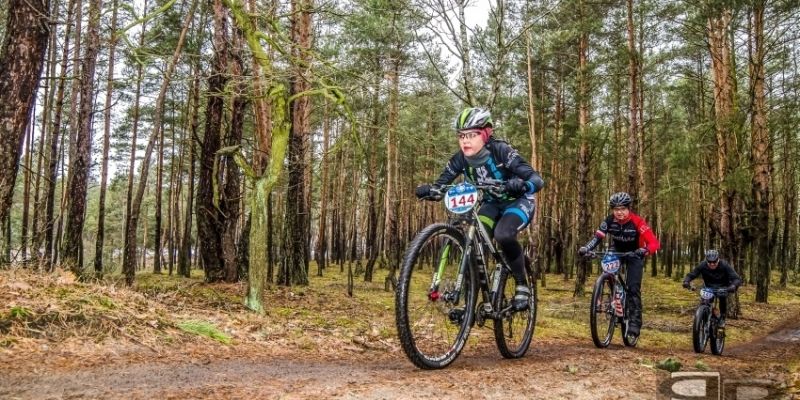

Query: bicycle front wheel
left=710, top=318, right=724, bottom=355
left=395, top=223, right=477, bottom=369
left=692, top=306, right=710, bottom=353
left=590, top=274, right=615, bottom=348
left=622, top=318, right=639, bottom=347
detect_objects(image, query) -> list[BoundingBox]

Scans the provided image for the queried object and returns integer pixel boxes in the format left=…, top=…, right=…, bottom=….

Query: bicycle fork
left=428, top=226, right=477, bottom=305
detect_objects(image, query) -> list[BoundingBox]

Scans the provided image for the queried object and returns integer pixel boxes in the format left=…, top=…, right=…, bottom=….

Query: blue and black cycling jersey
left=432, top=138, right=544, bottom=203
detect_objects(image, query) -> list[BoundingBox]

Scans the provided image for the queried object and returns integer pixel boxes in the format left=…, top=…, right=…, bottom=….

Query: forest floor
left=1, top=266, right=799, bottom=399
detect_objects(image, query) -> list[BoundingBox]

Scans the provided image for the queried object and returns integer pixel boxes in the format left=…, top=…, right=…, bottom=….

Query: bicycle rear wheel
left=692, top=306, right=710, bottom=353
left=395, top=223, right=477, bottom=369
left=493, top=265, right=536, bottom=358
left=590, top=274, right=615, bottom=348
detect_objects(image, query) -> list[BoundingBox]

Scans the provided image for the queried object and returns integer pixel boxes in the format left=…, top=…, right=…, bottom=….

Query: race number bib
left=444, top=183, right=478, bottom=214
left=601, top=253, right=620, bottom=274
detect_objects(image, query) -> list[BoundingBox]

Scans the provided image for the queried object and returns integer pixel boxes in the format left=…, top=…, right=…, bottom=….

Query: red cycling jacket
left=591, top=212, right=661, bottom=255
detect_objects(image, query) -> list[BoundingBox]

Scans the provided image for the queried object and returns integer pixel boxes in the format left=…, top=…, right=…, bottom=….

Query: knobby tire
left=395, top=223, right=476, bottom=369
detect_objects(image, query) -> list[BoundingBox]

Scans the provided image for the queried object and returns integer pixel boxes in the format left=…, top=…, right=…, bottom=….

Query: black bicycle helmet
left=609, top=192, right=633, bottom=208
left=705, top=249, right=719, bottom=262
left=453, top=107, right=493, bottom=131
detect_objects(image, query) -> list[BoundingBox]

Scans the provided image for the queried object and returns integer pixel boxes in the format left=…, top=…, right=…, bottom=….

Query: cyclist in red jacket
left=578, top=192, right=660, bottom=337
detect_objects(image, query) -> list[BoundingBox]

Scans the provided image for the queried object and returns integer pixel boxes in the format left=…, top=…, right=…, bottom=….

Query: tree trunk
left=154, top=114, right=164, bottom=274
left=314, top=103, right=330, bottom=276
left=20, top=111, right=34, bottom=261
left=31, top=0, right=59, bottom=264
left=123, top=0, right=196, bottom=285
left=0, top=0, right=50, bottom=264
left=456, top=0, right=473, bottom=105
left=61, top=0, right=101, bottom=274
left=43, top=0, right=76, bottom=270
left=122, top=0, right=149, bottom=283
left=197, top=0, right=228, bottom=282
left=178, top=75, right=200, bottom=278
left=364, top=81, right=381, bottom=282
left=222, top=27, right=246, bottom=282
left=750, top=0, right=770, bottom=303
left=625, top=0, right=639, bottom=204
left=707, top=4, right=742, bottom=316
left=574, top=17, right=590, bottom=297
left=94, top=0, right=119, bottom=274
left=383, top=54, right=401, bottom=291
left=279, top=0, right=313, bottom=286
left=525, top=31, right=542, bottom=284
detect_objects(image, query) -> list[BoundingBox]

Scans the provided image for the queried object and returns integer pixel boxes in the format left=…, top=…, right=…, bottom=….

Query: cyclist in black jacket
left=415, top=107, right=545, bottom=311
left=682, top=249, right=742, bottom=327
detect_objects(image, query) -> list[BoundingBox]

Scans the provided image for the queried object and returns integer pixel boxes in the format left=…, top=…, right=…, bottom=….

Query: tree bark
left=707, top=3, right=742, bottom=316
left=279, top=0, right=313, bottom=286
left=574, top=10, right=590, bottom=297
left=43, top=0, right=76, bottom=270
left=314, top=103, right=330, bottom=276
left=178, top=75, right=199, bottom=278
left=749, top=0, right=770, bottom=303
left=384, top=54, right=401, bottom=291
left=0, top=0, right=50, bottom=264
left=122, top=0, right=149, bottom=283
left=625, top=0, right=639, bottom=203
left=94, top=0, right=119, bottom=274
left=197, top=0, right=229, bottom=282
left=20, top=110, right=34, bottom=261
left=61, top=0, right=101, bottom=274
left=123, top=0, right=196, bottom=285
left=222, top=26, right=246, bottom=282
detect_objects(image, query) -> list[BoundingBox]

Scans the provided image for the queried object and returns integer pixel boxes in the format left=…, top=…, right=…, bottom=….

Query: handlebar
left=582, top=250, right=636, bottom=259
left=420, top=180, right=507, bottom=201
left=687, top=285, right=732, bottom=296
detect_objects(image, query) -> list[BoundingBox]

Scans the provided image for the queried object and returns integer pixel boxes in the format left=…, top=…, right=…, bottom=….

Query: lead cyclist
left=415, top=107, right=545, bottom=311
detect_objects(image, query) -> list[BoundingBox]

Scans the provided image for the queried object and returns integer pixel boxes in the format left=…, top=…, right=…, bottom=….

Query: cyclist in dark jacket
left=578, top=192, right=660, bottom=337
left=415, top=107, right=545, bottom=311
left=682, top=250, right=741, bottom=326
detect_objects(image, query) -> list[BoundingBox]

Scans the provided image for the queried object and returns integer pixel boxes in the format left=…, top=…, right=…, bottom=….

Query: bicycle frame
left=691, top=286, right=728, bottom=354
left=397, top=180, right=537, bottom=369
left=597, top=255, right=628, bottom=316
left=453, top=206, right=515, bottom=322
left=587, top=250, right=639, bottom=348
left=428, top=182, right=516, bottom=323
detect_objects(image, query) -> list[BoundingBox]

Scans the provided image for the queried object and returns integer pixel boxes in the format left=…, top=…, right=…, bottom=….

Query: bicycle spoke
left=396, top=224, right=475, bottom=369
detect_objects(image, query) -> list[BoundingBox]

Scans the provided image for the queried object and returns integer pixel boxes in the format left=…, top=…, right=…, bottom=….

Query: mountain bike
left=395, top=180, right=537, bottom=369
left=688, top=285, right=729, bottom=355
left=584, top=251, right=639, bottom=348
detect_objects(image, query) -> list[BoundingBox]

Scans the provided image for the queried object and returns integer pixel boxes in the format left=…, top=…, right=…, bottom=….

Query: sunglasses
left=457, top=130, right=480, bottom=140
left=708, top=260, right=718, bottom=264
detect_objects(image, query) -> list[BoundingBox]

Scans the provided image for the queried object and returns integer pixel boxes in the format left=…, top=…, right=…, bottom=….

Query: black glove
left=578, top=246, right=588, bottom=256
left=634, top=248, right=648, bottom=258
left=726, top=284, right=737, bottom=293
left=505, top=178, right=528, bottom=197
left=682, top=280, right=691, bottom=289
left=415, top=184, right=432, bottom=199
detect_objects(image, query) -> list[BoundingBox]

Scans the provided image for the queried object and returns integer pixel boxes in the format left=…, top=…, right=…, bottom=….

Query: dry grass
left=1, top=263, right=799, bottom=362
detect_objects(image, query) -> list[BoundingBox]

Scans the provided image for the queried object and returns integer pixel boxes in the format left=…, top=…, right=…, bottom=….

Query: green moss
left=656, top=357, right=682, bottom=372
left=8, top=306, right=32, bottom=319
left=177, top=320, right=232, bottom=344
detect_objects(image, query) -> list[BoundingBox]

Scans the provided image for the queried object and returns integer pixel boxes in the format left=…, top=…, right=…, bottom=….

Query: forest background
left=1, top=0, right=799, bottom=311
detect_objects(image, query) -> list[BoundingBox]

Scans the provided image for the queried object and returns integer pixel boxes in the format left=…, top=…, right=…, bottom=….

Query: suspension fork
left=428, top=225, right=476, bottom=304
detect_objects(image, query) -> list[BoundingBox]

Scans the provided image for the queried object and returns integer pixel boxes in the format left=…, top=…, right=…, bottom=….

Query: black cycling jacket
left=683, top=260, right=742, bottom=288
left=433, top=138, right=544, bottom=203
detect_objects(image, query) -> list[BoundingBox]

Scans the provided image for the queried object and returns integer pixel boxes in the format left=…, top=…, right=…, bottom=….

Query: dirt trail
left=2, top=317, right=799, bottom=400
